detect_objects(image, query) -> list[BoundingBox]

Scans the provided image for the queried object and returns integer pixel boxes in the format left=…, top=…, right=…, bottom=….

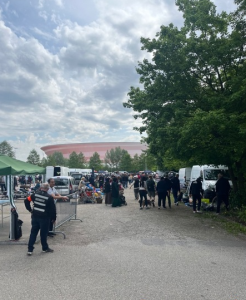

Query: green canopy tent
left=0, top=155, right=45, bottom=240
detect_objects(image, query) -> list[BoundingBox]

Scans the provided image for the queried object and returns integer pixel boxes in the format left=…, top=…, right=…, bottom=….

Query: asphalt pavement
left=1, top=188, right=246, bottom=300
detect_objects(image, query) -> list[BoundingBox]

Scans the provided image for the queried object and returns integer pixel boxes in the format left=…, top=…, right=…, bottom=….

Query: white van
left=46, top=166, right=69, bottom=181
left=51, top=176, right=78, bottom=196
left=179, top=168, right=191, bottom=188
left=190, top=165, right=230, bottom=191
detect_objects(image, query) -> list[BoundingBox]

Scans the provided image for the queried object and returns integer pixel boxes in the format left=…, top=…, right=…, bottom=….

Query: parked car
left=51, top=176, right=78, bottom=196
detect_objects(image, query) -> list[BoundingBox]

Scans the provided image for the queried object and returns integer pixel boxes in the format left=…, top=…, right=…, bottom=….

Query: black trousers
left=28, top=216, right=49, bottom=252
left=192, top=194, right=201, bottom=211
left=158, top=192, right=167, bottom=207
left=139, top=190, right=148, bottom=207
left=216, top=194, right=229, bottom=213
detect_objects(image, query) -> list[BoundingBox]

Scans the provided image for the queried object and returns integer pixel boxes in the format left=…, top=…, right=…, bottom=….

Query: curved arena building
left=41, top=142, right=147, bottom=160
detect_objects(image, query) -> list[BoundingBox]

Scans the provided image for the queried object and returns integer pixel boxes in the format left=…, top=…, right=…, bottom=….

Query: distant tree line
left=0, top=141, right=156, bottom=172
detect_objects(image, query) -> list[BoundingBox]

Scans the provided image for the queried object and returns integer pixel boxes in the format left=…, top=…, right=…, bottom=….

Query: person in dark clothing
left=139, top=178, right=149, bottom=209
left=104, top=178, right=112, bottom=205
left=122, top=173, right=128, bottom=188
left=164, top=175, right=172, bottom=208
left=146, top=175, right=156, bottom=207
left=171, top=174, right=181, bottom=206
left=25, top=183, right=56, bottom=255
left=89, top=176, right=95, bottom=187
left=112, top=178, right=121, bottom=207
left=99, top=176, right=104, bottom=189
left=215, top=172, right=231, bottom=214
left=156, top=177, right=169, bottom=209
left=189, top=177, right=203, bottom=213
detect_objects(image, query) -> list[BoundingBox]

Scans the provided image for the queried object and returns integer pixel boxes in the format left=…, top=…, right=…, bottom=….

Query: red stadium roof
left=41, top=142, right=147, bottom=160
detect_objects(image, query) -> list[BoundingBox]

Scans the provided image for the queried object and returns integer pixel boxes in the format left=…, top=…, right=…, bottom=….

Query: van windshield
left=54, top=179, right=68, bottom=186
left=204, top=170, right=230, bottom=180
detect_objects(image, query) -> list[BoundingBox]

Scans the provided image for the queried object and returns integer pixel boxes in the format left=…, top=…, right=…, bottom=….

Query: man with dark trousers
left=25, top=183, right=56, bottom=255
left=47, top=178, right=68, bottom=237
left=189, top=177, right=203, bottom=213
left=215, top=172, right=231, bottom=214
left=156, top=176, right=171, bottom=209
left=171, top=173, right=181, bottom=206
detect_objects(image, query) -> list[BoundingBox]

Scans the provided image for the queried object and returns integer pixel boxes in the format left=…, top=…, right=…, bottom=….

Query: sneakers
left=158, top=207, right=160, bottom=209
left=27, top=251, right=33, bottom=256
left=140, top=206, right=143, bottom=210
left=146, top=206, right=150, bottom=209
left=193, top=211, right=196, bottom=213
left=42, top=248, right=54, bottom=253
left=196, top=210, right=202, bottom=213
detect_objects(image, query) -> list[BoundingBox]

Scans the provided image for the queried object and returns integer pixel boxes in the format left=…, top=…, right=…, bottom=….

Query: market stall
left=0, top=155, right=45, bottom=240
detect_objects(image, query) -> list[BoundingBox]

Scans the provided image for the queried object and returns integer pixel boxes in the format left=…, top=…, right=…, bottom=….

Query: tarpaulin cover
left=0, top=155, right=45, bottom=175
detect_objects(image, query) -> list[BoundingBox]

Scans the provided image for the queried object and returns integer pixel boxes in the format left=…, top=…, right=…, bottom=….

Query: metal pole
left=8, top=175, right=16, bottom=240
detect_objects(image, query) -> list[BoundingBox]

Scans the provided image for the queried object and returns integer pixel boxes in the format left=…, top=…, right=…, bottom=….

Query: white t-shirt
left=48, top=187, right=59, bottom=196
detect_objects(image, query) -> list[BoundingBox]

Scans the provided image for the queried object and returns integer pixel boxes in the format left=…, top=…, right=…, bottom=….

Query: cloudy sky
left=0, top=0, right=236, bottom=160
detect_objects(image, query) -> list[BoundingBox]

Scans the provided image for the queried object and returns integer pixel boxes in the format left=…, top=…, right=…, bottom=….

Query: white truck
left=45, top=166, right=69, bottom=181
left=190, top=165, right=231, bottom=190
left=178, top=167, right=192, bottom=188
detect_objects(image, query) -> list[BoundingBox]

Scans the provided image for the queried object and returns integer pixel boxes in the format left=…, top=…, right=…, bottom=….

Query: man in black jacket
left=189, top=177, right=203, bottom=213
left=25, top=183, right=56, bottom=255
left=156, top=176, right=171, bottom=209
left=215, top=172, right=231, bottom=214
left=171, top=173, right=181, bottom=206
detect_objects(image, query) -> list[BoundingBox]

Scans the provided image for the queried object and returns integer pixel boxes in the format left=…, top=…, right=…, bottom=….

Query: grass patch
left=195, top=210, right=246, bottom=235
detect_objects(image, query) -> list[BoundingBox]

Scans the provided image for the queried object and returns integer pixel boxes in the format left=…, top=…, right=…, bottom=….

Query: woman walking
left=104, top=178, right=112, bottom=205
left=112, top=177, right=121, bottom=207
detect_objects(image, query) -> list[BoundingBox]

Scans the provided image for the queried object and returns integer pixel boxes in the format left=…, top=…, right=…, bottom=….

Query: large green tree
left=26, top=149, right=40, bottom=165
left=124, top=0, right=246, bottom=197
left=0, top=140, right=15, bottom=158
left=77, top=152, right=86, bottom=168
left=40, top=151, right=67, bottom=167
left=119, top=152, right=132, bottom=171
left=104, top=147, right=127, bottom=170
left=89, top=152, right=102, bottom=171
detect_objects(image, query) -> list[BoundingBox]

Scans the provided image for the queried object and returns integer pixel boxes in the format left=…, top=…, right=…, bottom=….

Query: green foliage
left=68, top=151, right=86, bottom=168
left=26, top=149, right=40, bottom=165
left=124, top=0, right=246, bottom=193
left=89, top=152, right=102, bottom=171
left=104, top=147, right=127, bottom=169
left=0, top=140, right=15, bottom=158
left=77, top=152, right=86, bottom=168
left=68, top=151, right=79, bottom=168
left=119, top=152, right=132, bottom=171
left=40, top=151, right=67, bottom=167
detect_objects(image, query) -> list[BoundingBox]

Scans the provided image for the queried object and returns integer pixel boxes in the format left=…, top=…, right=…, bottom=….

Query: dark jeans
left=167, top=193, right=171, bottom=208
left=122, top=181, right=128, bottom=188
left=28, top=216, right=49, bottom=252
left=192, top=194, right=201, bottom=211
left=172, top=189, right=178, bottom=203
left=1, top=183, right=6, bottom=192
left=49, top=220, right=54, bottom=233
left=216, top=194, right=229, bottom=213
left=134, top=188, right=139, bottom=200
left=158, top=192, right=167, bottom=208
left=139, top=190, right=148, bottom=207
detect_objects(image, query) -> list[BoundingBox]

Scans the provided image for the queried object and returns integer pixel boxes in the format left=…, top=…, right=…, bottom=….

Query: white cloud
left=0, top=0, right=238, bottom=160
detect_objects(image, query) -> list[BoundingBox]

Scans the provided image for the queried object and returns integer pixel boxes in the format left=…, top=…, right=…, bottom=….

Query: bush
left=229, top=190, right=246, bottom=210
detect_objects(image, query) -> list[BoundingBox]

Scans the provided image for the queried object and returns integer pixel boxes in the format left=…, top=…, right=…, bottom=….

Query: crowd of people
left=77, top=172, right=181, bottom=210
left=78, top=170, right=231, bottom=214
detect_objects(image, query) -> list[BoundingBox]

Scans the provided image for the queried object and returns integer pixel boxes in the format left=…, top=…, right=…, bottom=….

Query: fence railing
left=50, top=192, right=82, bottom=238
